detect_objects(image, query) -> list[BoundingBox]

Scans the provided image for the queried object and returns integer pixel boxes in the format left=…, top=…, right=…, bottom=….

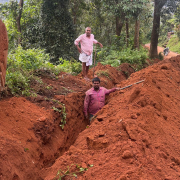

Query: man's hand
left=115, top=87, right=124, bottom=93
left=115, top=87, right=121, bottom=90
left=97, top=42, right=103, bottom=48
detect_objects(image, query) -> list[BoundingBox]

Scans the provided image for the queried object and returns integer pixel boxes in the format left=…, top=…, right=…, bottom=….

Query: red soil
left=0, top=40, right=180, bottom=180
left=0, top=19, right=8, bottom=89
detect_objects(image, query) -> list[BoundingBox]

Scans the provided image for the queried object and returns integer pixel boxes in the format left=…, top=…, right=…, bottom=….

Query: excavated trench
left=33, top=92, right=87, bottom=168
left=2, top=55, right=180, bottom=179
left=43, top=56, right=180, bottom=180
left=0, top=19, right=139, bottom=179
left=0, top=62, right=135, bottom=179
left=27, top=63, right=135, bottom=179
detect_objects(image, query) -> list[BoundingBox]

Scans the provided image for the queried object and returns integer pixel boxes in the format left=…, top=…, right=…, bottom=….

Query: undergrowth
left=167, top=36, right=180, bottom=53
left=96, top=45, right=148, bottom=71
left=6, top=46, right=81, bottom=96
left=54, top=164, right=93, bottom=180
left=51, top=98, right=67, bottom=129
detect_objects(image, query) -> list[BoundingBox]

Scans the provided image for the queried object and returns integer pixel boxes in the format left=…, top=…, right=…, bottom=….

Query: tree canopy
left=0, top=0, right=180, bottom=62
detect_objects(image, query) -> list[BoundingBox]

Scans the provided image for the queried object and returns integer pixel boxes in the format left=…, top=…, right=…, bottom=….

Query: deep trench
left=32, top=92, right=88, bottom=170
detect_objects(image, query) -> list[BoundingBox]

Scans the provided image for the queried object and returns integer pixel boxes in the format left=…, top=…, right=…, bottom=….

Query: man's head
left=85, top=27, right=91, bottom=37
left=92, top=77, right=100, bottom=91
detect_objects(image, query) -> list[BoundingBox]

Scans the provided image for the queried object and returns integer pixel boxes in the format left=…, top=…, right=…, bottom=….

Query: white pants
left=79, top=52, right=93, bottom=66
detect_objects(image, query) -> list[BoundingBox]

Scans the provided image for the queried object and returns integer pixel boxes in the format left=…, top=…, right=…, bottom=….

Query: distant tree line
left=0, top=0, right=180, bottom=63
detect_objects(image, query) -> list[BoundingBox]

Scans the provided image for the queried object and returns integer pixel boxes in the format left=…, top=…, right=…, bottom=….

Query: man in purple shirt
left=74, top=27, right=103, bottom=81
left=84, top=77, right=119, bottom=122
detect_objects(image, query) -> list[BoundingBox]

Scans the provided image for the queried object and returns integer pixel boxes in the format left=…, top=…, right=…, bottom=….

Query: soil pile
left=0, top=19, right=8, bottom=90
left=0, top=62, right=134, bottom=179
left=43, top=55, right=180, bottom=180
left=0, top=40, right=180, bottom=179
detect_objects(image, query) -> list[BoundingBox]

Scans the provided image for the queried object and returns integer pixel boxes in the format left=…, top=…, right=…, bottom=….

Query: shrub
left=98, top=46, right=148, bottom=71
left=6, top=46, right=82, bottom=96
left=56, top=58, right=82, bottom=75
left=7, top=46, right=50, bottom=96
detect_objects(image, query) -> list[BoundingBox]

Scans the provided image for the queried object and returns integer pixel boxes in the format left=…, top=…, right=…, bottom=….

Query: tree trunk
left=125, top=18, right=129, bottom=47
left=149, top=0, right=168, bottom=58
left=134, top=19, right=140, bottom=50
left=16, top=0, right=24, bottom=44
left=116, top=16, right=124, bottom=36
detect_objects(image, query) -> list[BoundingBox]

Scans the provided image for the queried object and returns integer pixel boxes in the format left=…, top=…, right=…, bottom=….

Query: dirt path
left=145, top=43, right=179, bottom=59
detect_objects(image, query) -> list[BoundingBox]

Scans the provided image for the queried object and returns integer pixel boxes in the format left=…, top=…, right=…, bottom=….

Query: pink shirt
left=84, top=87, right=116, bottom=116
left=74, top=34, right=98, bottom=55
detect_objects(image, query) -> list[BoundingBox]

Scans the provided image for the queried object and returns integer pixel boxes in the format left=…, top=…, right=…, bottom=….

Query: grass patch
left=167, top=35, right=180, bottom=53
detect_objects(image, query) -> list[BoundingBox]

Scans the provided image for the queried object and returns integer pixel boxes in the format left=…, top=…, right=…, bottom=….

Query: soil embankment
left=0, top=61, right=134, bottom=179
left=0, top=19, right=8, bottom=90
left=0, top=27, right=180, bottom=180
left=43, top=55, right=180, bottom=180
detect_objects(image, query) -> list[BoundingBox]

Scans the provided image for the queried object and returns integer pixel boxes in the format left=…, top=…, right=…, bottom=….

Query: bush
left=7, top=46, right=50, bottom=96
left=8, top=46, right=49, bottom=71
left=6, top=70, right=32, bottom=96
left=6, top=46, right=82, bottom=96
left=167, top=35, right=180, bottom=53
left=56, top=58, right=82, bottom=75
left=98, top=46, right=148, bottom=71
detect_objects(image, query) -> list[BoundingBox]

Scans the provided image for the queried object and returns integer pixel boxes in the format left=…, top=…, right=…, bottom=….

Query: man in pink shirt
left=74, top=27, right=103, bottom=80
left=84, top=77, right=119, bottom=122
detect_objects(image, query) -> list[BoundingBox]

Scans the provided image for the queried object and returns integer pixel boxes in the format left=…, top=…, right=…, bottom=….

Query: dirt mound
left=42, top=55, right=180, bottom=180
left=0, top=19, right=8, bottom=90
left=1, top=37, right=180, bottom=179
left=0, top=62, right=134, bottom=179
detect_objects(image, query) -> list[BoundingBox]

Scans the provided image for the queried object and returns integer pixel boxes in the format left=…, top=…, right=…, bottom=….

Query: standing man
left=74, top=27, right=103, bottom=81
left=84, top=77, right=119, bottom=122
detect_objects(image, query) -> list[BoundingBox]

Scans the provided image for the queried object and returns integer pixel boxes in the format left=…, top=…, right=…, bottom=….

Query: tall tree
left=21, top=0, right=42, bottom=49
left=40, top=0, right=76, bottom=63
left=149, top=0, right=168, bottom=58
left=16, top=0, right=23, bottom=44
left=104, top=0, right=149, bottom=48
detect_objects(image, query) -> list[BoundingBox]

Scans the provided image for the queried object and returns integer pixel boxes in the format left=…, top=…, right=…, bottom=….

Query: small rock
left=122, top=150, right=133, bottom=159
left=81, top=162, right=87, bottom=169
left=131, top=114, right=137, bottom=119
left=38, top=116, right=46, bottom=122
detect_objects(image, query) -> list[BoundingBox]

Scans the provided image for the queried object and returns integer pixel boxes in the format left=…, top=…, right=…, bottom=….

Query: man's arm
left=104, top=87, right=117, bottom=95
left=74, top=35, right=82, bottom=53
left=93, top=36, right=103, bottom=48
left=96, top=42, right=103, bottom=48
left=104, top=87, right=123, bottom=95
left=76, top=45, right=81, bottom=53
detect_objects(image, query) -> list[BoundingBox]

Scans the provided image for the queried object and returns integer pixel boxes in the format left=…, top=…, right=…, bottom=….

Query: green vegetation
left=6, top=46, right=81, bottom=96
left=96, top=70, right=110, bottom=78
left=40, top=0, right=76, bottom=63
left=6, top=46, right=49, bottom=96
left=54, top=164, right=93, bottom=180
left=57, top=59, right=82, bottom=75
left=96, top=46, right=148, bottom=71
left=49, top=98, right=67, bottom=129
left=167, top=36, right=180, bottom=54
